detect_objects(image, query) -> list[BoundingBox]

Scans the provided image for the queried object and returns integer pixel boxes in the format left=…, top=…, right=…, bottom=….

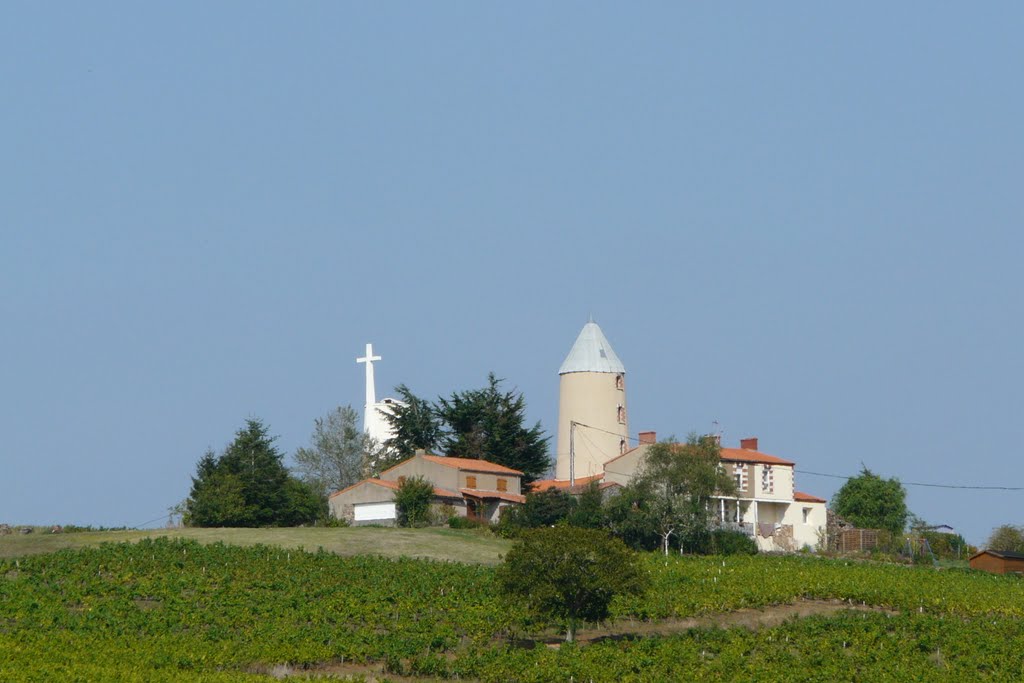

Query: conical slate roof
left=559, top=321, right=625, bottom=374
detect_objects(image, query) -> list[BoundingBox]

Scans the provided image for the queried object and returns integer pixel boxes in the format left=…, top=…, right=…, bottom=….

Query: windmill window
left=620, top=438, right=627, bottom=454
left=617, top=405, right=626, bottom=424
left=615, top=374, right=624, bottom=390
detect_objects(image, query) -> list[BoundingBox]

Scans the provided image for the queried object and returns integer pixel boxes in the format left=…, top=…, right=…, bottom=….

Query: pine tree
left=185, top=418, right=323, bottom=527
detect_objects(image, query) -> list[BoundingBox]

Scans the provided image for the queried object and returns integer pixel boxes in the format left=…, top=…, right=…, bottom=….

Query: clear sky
left=2, top=4, right=1021, bottom=545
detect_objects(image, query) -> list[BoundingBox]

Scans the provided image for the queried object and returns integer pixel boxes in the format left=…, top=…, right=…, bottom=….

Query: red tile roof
left=794, top=491, right=826, bottom=503
left=530, top=474, right=604, bottom=491
left=421, top=454, right=524, bottom=475
left=719, top=447, right=795, bottom=466
left=459, top=488, right=526, bottom=504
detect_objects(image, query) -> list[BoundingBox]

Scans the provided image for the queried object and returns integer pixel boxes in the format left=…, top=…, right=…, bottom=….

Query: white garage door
left=354, top=502, right=397, bottom=522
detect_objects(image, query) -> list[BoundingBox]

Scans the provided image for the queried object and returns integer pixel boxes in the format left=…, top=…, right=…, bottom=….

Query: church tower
left=555, top=320, right=629, bottom=481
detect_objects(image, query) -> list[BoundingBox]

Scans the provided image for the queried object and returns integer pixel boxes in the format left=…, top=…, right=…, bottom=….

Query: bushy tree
left=510, top=488, right=576, bottom=528
left=394, top=475, right=435, bottom=527
left=603, top=483, right=660, bottom=551
left=496, top=527, right=647, bottom=643
left=831, top=467, right=908, bottom=535
left=185, top=418, right=323, bottom=527
left=436, top=373, right=550, bottom=485
left=566, top=482, right=606, bottom=529
left=384, top=374, right=551, bottom=485
left=382, top=384, right=443, bottom=461
left=293, top=405, right=377, bottom=497
left=633, top=435, right=737, bottom=555
left=987, top=525, right=1024, bottom=553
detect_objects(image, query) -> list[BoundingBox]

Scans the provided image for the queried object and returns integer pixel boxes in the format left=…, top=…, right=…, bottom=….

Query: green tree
left=566, top=482, right=606, bottom=529
left=185, top=418, right=321, bottom=527
left=603, top=483, right=660, bottom=551
left=394, top=475, right=435, bottom=527
left=496, top=527, right=647, bottom=643
left=436, top=373, right=550, bottom=485
left=500, top=487, right=575, bottom=533
left=293, top=405, right=377, bottom=497
left=986, top=525, right=1024, bottom=552
left=634, top=435, right=737, bottom=555
left=381, top=384, right=443, bottom=463
left=831, top=467, right=908, bottom=535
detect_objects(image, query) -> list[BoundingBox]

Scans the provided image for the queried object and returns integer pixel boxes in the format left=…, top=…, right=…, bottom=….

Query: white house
left=600, top=434, right=827, bottom=552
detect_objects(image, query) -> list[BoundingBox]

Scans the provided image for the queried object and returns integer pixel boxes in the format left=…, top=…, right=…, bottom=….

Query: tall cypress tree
left=436, top=373, right=550, bottom=485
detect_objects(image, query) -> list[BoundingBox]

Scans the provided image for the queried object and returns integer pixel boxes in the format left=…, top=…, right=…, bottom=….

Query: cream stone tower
left=555, top=320, right=629, bottom=482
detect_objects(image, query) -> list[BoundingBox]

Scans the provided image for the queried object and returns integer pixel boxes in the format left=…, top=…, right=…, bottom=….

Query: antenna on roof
left=711, top=420, right=723, bottom=446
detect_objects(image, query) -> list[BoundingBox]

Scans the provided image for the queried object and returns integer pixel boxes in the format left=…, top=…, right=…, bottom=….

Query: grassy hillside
left=0, top=526, right=511, bottom=564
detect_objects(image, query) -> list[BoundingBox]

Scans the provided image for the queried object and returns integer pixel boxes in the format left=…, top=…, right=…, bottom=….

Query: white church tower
left=356, top=343, right=404, bottom=447
left=555, top=320, right=629, bottom=482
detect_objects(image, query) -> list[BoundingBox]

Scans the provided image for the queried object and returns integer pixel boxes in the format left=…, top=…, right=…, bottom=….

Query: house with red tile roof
left=328, top=452, right=525, bottom=525
left=565, top=433, right=828, bottom=552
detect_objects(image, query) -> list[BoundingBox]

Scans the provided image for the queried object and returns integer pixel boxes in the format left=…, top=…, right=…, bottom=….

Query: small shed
left=969, top=549, right=1024, bottom=575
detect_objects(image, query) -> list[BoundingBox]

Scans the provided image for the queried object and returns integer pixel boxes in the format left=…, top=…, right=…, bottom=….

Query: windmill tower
left=554, top=320, right=629, bottom=481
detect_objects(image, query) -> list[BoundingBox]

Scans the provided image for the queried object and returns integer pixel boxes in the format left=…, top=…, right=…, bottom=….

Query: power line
left=797, top=470, right=1024, bottom=492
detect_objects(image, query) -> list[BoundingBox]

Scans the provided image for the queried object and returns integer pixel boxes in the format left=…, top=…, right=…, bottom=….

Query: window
left=497, top=478, right=507, bottom=492
left=761, top=465, right=774, bottom=494
left=617, top=405, right=626, bottom=424
left=466, top=475, right=477, bottom=489
left=802, top=507, right=812, bottom=524
left=620, top=437, right=627, bottom=455
left=733, top=464, right=747, bottom=491
left=615, top=373, right=624, bottom=390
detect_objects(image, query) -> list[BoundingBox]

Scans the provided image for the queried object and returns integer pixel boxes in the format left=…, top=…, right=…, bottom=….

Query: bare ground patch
left=264, top=599, right=896, bottom=679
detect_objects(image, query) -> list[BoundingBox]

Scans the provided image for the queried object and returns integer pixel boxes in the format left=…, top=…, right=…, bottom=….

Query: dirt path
left=571, top=598, right=896, bottom=645
left=268, top=599, right=896, bottom=679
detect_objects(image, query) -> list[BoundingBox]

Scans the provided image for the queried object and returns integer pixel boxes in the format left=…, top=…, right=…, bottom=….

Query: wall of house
left=782, top=501, right=827, bottom=550
left=748, top=464, right=794, bottom=501
left=381, top=456, right=459, bottom=492
left=457, top=471, right=521, bottom=494
left=601, top=444, right=648, bottom=486
left=328, top=482, right=397, bottom=524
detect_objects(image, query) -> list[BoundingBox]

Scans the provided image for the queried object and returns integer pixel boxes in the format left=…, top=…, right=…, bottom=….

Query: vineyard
left=2, top=538, right=1024, bottom=681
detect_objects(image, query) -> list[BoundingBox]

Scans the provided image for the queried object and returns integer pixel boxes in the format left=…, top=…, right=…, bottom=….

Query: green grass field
left=0, top=525, right=511, bottom=564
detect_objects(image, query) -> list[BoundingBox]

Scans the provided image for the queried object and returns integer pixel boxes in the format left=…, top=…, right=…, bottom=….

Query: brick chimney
left=740, top=437, right=758, bottom=451
left=638, top=431, right=657, bottom=445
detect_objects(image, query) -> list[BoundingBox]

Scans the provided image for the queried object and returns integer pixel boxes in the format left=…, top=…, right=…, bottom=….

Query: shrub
left=448, top=515, right=489, bottom=530
left=709, top=529, right=758, bottom=555
left=394, top=476, right=434, bottom=528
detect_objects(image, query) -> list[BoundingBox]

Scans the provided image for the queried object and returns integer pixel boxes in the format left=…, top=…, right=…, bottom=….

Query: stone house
left=329, top=452, right=525, bottom=525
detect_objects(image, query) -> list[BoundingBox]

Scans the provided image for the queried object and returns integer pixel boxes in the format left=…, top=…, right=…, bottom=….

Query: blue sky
left=2, top=4, right=1021, bottom=544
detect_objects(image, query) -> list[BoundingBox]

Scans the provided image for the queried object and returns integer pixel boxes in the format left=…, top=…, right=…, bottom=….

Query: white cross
left=356, top=343, right=382, bottom=431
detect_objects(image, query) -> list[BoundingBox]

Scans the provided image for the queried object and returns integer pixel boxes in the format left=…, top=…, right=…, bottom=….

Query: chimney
left=638, top=431, right=657, bottom=445
left=740, top=437, right=758, bottom=451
